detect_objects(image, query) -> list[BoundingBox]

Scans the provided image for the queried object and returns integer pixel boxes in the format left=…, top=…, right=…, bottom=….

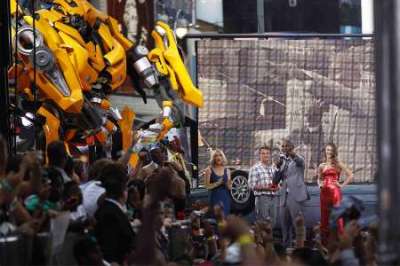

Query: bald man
left=273, top=138, right=309, bottom=249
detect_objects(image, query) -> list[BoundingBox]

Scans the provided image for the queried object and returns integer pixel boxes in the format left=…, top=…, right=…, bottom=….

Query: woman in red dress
left=318, top=143, right=353, bottom=246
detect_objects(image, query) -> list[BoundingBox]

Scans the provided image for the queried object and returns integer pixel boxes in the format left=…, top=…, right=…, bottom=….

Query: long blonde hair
left=210, top=149, right=228, bottom=167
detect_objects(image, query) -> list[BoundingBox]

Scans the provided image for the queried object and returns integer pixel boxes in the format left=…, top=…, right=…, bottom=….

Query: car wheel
left=230, top=170, right=254, bottom=215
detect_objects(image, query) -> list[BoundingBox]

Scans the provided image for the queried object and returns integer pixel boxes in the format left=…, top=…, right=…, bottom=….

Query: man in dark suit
left=273, top=138, right=309, bottom=249
left=95, top=162, right=135, bottom=264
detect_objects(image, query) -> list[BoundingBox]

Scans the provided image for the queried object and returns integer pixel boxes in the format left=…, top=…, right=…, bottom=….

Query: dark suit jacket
left=95, top=200, right=136, bottom=264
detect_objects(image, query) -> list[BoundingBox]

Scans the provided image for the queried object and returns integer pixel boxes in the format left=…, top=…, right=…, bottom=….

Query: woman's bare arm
left=226, top=169, right=232, bottom=190
left=317, top=163, right=324, bottom=188
left=339, top=162, right=353, bottom=187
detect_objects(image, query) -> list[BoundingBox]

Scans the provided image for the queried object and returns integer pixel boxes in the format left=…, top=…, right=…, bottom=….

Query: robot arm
left=150, top=21, right=204, bottom=108
left=80, top=1, right=203, bottom=112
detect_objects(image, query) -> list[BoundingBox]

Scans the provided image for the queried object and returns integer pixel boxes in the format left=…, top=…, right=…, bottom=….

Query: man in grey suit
left=273, top=138, right=309, bottom=249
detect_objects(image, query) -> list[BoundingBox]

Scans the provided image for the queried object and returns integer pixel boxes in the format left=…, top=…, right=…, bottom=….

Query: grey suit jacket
left=273, top=155, right=309, bottom=207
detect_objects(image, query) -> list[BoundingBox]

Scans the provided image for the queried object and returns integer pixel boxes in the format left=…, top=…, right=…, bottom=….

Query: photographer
left=327, top=196, right=380, bottom=266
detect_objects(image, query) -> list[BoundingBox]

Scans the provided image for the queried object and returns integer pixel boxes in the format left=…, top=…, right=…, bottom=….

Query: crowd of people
left=0, top=134, right=378, bottom=266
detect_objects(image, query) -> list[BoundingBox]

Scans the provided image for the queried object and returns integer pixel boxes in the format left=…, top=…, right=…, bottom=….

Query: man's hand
left=257, top=184, right=278, bottom=192
left=275, top=158, right=284, bottom=169
left=339, top=220, right=361, bottom=250
left=288, top=150, right=296, bottom=158
left=214, top=204, right=225, bottom=221
left=47, top=209, right=61, bottom=219
left=7, top=152, right=40, bottom=186
left=203, top=220, right=215, bottom=238
left=257, top=220, right=273, bottom=244
left=165, top=161, right=183, bottom=172
left=18, top=219, right=42, bottom=236
left=266, top=184, right=279, bottom=192
left=146, top=167, right=173, bottom=203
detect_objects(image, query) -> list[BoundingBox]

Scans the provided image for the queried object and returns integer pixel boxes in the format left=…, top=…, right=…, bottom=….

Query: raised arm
left=25, top=152, right=42, bottom=194
left=292, top=154, right=305, bottom=168
left=339, top=162, right=353, bottom=188
left=272, top=165, right=284, bottom=185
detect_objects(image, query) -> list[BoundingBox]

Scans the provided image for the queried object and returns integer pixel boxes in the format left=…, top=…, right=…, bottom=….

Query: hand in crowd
left=287, top=149, right=297, bottom=158
left=203, top=220, right=218, bottom=258
left=192, top=200, right=209, bottom=214
left=337, top=220, right=361, bottom=251
left=214, top=204, right=226, bottom=234
left=365, top=223, right=378, bottom=266
left=328, top=219, right=362, bottom=264
left=295, top=214, right=306, bottom=248
left=164, top=161, right=183, bottom=173
left=312, top=223, right=328, bottom=257
left=7, top=152, right=40, bottom=188
left=254, top=219, right=279, bottom=264
left=145, top=167, right=174, bottom=205
left=222, top=215, right=265, bottom=266
left=18, top=219, right=42, bottom=236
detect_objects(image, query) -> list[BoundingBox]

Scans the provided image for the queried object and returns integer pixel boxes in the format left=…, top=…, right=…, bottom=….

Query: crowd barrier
left=0, top=232, right=80, bottom=266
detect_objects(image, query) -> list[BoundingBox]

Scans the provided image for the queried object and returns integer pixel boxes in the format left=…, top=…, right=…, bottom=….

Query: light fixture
left=175, top=18, right=189, bottom=39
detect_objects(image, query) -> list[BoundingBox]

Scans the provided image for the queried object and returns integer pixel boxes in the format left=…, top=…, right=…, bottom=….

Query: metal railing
left=184, top=32, right=374, bottom=39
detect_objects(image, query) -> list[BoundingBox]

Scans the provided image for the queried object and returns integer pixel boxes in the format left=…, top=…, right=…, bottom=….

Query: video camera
left=329, top=196, right=366, bottom=228
left=329, top=195, right=379, bottom=231
left=358, top=214, right=378, bottom=230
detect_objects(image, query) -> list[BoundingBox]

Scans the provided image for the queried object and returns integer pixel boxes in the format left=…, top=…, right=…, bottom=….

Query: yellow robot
left=9, top=0, right=203, bottom=166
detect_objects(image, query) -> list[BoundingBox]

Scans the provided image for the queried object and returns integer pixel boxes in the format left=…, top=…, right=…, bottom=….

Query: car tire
left=230, top=170, right=254, bottom=215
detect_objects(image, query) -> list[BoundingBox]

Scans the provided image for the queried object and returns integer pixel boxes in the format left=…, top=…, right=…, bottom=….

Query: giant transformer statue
left=7, top=0, right=203, bottom=166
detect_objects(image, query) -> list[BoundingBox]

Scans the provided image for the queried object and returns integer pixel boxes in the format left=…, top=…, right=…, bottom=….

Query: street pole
left=375, top=0, right=400, bottom=264
left=0, top=0, right=12, bottom=152
left=362, top=0, right=374, bottom=34
left=192, top=0, right=196, bottom=26
left=257, top=0, right=265, bottom=33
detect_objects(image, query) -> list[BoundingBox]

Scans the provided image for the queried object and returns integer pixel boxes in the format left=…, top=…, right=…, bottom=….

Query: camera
left=357, top=214, right=378, bottom=230
left=329, top=196, right=365, bottom=228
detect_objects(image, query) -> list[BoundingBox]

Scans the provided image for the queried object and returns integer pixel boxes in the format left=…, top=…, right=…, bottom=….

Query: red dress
left=320, top=167, right=344, bottom=246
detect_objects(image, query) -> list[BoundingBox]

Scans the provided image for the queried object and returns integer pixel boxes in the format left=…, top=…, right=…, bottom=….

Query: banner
left=197, top=39, right=376, bottom=183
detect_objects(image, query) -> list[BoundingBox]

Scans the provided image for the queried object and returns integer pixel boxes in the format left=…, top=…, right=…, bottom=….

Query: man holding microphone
left=273, top=138, right=309, bottom=249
